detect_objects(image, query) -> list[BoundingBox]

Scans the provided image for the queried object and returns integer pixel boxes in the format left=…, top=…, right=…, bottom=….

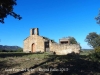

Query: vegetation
left=0, top=49, right=23, bottom=52
left=67, top=36, right=78, bottom=44
left=95, top=9, right=100, bottom=24
left=42, top=36, right=57, bottom=43
left=85, top=32, right=100, bottom=59
left=0, top=51, right=100, bottom=75
left=0, top=0, right=22, bottom=23
left=16, top=48, right=23, bottom=52
left=67, top=36, right=82, bottom=49
left=94, top=46, right=100, bottom=57
left=95, top=46, right=100, bottom=53
left=85, top=32, right=100, bottom=48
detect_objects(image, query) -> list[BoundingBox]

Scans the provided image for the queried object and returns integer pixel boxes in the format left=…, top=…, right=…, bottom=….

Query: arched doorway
left=31, top=43, right=35, bottom=52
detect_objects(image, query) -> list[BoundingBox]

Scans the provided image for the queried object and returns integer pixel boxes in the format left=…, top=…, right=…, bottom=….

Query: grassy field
left=0, top=52, right=51, bottom=75
left=0, top=51, right=100, bottom=75
left=80, top=49, right=95, bottom=55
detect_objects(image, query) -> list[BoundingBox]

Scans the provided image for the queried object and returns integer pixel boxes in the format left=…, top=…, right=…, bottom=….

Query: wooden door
left=32, top=43, right=35, bottom=52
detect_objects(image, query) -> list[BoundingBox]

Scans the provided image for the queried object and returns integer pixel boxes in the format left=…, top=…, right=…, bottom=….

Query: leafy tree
left=68, top=36, right=78, bottom=44
left=94, top=46, right=100, bottom=57
left=68, top=36, right=82, bottom=49
left=95, top=46, right=100, bottom=53
left=95, top=9, right=100, bottom=24
left=85, top=32, right=100, bottom=48
left=0, top=0, right=22, bottom=23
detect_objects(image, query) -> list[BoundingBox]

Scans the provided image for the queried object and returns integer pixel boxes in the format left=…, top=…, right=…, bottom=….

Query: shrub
left=2, top=50, right=8, bottom=52
left=88, top=53, right=97, bottom=60
left=0, top=49, right=2, bottom=52
left=95, top=46, right=100, bottom=53
left=94, top=46, right=100, bottom=58
left=16, top=49, right=23, bottom=52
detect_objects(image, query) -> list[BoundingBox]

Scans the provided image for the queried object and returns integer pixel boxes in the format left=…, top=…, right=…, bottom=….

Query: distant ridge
left=82, top=49, right=94, bottom=51
left=0, top=45, right=22, bottom=50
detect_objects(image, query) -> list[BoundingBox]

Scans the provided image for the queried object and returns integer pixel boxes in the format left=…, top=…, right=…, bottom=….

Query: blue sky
left=0, top=0, right=100, bottom=49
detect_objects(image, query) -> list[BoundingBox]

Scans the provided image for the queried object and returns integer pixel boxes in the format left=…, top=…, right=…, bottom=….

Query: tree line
left=0, top=49, right=23, bottom=52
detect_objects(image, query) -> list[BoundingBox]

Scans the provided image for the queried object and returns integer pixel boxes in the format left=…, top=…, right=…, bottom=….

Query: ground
left=0, top=51, right=100, bottom=75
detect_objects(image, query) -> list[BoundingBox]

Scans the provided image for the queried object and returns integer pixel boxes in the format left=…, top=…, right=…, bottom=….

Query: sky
left=0, top=0, right=100, bottom=49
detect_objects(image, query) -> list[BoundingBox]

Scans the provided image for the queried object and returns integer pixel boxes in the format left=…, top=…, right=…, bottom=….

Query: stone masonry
left=23, top=28, right=81, bottom=55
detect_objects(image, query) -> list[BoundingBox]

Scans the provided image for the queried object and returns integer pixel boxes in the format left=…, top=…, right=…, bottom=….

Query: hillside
left=0, top=45, right=22, bottom=50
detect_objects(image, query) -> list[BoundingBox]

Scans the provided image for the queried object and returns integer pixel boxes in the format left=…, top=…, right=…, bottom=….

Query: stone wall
left=50, top=41, right=80, bottom=55
left=36, top=36, right=44, bottom=52
left=23, top=35, right=45, bottom=53
left=23, top=36, right=30, bottom=52
left=24, top=35, right=80, bottom=55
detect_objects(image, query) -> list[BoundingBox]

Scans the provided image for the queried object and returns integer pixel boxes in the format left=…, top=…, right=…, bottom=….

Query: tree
left=85, top=32, right=100, bottom=48
left=67, top=36, right=82, bottom=49
left=0, top=0, right=22, bottom=23
left=16, top=48, right=23, bottom=52
left=95, top=9, right=100, bottom=24
left=95, top=46, right=100, bottom=53
left=68, top=36, right=78, bottom=44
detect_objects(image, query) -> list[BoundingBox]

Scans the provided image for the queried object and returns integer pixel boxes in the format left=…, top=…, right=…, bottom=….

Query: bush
left=16, top=49, right=23, bottom=52
left=2, top=50, right=8, bottom=52
left=87, top=46, right=100, bottom=61
left=0, top=49, right=2, bottom=52
left=95, top=46, right=100, bottom=53
left=88, top=53, right=97, bottom=61
left=94, top=46, right=100, bottom=58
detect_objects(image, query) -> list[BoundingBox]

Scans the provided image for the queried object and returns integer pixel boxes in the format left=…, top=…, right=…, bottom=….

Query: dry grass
left=0, top=52, right=50, bottom=75
left=0, top=52, right=100, bottom=75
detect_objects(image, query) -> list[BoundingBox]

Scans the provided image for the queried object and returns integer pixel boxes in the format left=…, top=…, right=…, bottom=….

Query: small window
left=60, top=41, right=69, bottom=44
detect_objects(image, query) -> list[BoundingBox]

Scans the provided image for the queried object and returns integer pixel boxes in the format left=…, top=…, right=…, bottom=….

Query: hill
left=0, top=45, right=22, bottom=51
